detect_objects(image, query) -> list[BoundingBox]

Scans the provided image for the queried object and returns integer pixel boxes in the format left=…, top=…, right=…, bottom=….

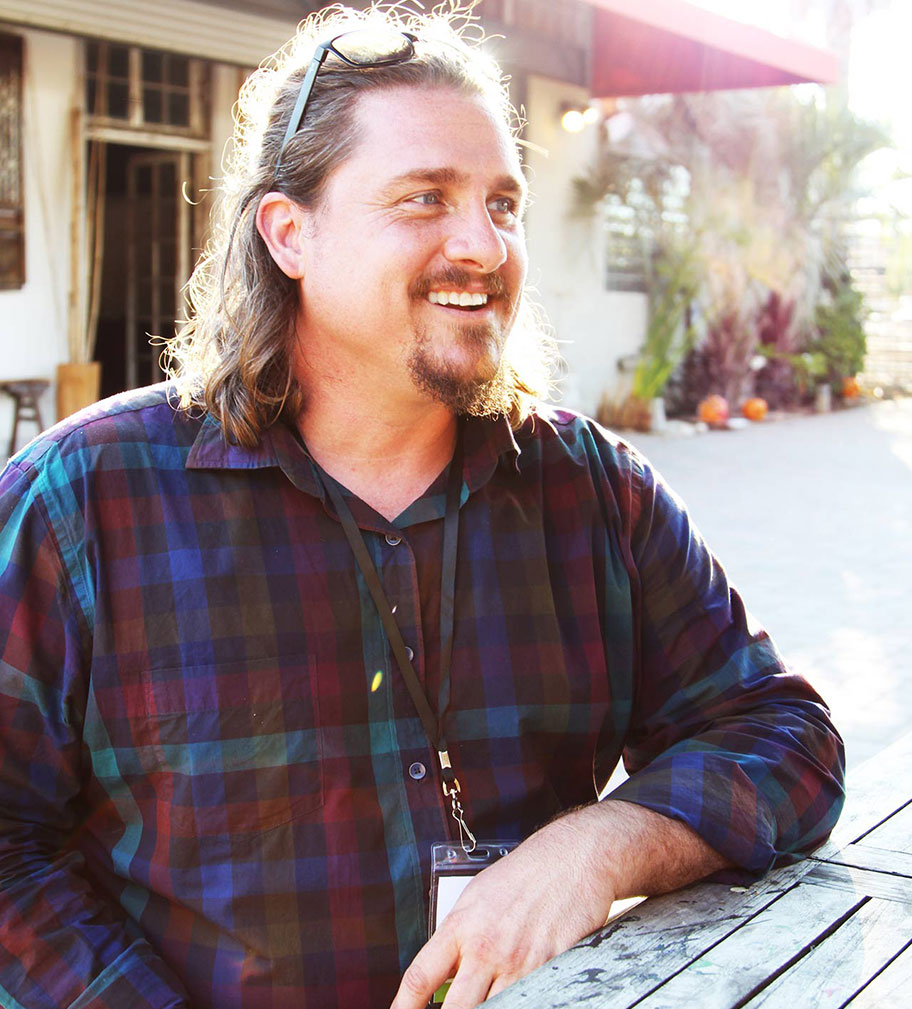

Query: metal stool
left=1, top=379, right=50, bottom=457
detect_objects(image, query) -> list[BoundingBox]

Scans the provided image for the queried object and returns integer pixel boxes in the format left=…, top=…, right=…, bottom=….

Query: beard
left=406, top=318, right=514, bottom=418
left=406, top=266, right=517, bottom=417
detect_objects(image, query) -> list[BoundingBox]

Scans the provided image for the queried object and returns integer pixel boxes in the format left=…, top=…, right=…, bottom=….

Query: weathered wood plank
left=740, top=896, right=912, bottom=1008
left=803, top=861, right=912, bottom=903
left=486, top=862, right=812, bottom=1009
left=626, top=884, right=864, bottom=1009
left=817, top=730, right=912, bottom=857
left=858, top=800, right=912, bottom=856
left=826, top=842, right=912, bottom=879
left=844, top=941, right=912, bottom=1006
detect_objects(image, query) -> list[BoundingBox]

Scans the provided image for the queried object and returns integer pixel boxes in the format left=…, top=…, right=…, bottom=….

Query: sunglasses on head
left=275, top=28, right=419, bottom=173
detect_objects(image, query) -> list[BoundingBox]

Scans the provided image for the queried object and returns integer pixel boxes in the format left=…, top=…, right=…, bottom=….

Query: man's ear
left=256, top=192, right=311, bottom=279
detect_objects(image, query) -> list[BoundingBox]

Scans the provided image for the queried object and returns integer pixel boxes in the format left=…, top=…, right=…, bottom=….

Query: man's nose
left=442, top=204, right=508, bottom=274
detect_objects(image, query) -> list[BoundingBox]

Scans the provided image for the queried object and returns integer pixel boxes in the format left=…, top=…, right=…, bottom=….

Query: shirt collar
left=387, top=414, right=521, bottom=529
left=462, top=413, right=522, bottom=494
left=185, top=414, right=323, bottom=497
left=185, top=411, right=522, bottom=522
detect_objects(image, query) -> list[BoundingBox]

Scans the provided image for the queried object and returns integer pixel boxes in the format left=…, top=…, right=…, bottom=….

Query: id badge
left=427, top=840, right=519, bottom=1005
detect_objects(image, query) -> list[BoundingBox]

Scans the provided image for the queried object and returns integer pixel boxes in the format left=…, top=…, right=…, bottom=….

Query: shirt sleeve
left=0, top=459, right=189, bottom=1009
left=603, top=445, right=846, bottom=878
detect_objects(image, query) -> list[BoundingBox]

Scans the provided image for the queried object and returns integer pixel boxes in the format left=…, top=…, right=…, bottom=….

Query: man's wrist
left=543, top=798, right=733, bottom=903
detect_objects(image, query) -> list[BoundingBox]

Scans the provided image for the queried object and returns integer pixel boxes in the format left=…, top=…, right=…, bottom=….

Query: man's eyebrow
left=381, top=167, right=527, bottom=197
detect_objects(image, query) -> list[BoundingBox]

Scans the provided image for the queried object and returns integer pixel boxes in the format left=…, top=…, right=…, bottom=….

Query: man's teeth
left=428, top=291, right=488, bottom=307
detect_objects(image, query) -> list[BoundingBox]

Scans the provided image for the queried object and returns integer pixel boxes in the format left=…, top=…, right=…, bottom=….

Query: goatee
left=407, top=321, right=512, bottom=418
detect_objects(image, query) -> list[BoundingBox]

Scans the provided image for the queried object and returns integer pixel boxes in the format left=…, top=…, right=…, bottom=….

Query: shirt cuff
left=604, top=748, right=780, bottom=878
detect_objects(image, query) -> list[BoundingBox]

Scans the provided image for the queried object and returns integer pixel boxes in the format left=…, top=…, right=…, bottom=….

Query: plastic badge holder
left=428, top=841, right=519, bottom=1005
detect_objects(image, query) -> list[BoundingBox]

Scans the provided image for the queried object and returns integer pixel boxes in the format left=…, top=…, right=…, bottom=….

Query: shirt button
left=408, top=762, right=427, bottom=780
left=405, top=646, right=415, bottom=661
left=385, top=533, right=402, bottom=546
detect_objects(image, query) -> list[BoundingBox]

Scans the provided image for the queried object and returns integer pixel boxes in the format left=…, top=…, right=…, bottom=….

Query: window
left=0, top=32, right=24, bottom=290
left=603, top=168, right=690, bottom=293
left=86, top=41, right=207, bottom=135
left=603, top=194, right=651, bottom=293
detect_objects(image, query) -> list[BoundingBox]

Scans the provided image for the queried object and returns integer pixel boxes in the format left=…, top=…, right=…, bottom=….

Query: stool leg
left=30, top=396, right=44, bottom=432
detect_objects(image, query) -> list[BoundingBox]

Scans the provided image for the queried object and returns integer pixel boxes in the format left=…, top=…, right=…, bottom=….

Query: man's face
left=293, top=85, right=528, bottom=413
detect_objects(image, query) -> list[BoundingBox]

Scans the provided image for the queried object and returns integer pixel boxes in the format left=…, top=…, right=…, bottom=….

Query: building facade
left=0, top=0, right=836, bottom=451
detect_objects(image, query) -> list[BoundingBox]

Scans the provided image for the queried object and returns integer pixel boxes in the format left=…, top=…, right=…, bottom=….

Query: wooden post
left=67, top=105, right=87, bottom=369
left=55, top=362, right=101, bottom=422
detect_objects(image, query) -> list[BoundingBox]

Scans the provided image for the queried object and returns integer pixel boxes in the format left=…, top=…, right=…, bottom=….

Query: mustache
left=410, top=266, right=510, bottom=300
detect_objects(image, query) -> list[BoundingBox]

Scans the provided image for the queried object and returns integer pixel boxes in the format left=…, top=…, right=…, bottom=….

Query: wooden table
left=489, top=731, right=912, bottom=1008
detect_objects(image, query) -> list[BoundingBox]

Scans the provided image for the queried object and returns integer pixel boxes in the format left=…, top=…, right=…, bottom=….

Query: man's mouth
left=427, top=290, right=490, bottom=311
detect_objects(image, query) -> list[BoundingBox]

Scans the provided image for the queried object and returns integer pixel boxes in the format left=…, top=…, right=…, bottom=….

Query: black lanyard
left=314, top=427, right=476, bottom=849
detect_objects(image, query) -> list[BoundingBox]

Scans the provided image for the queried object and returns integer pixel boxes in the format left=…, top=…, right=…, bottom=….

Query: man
left=0, top=6, right=843, bottom=1009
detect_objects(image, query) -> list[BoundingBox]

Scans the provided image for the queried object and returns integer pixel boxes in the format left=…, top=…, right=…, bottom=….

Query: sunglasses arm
left=277, top=46, right=331, bottom=167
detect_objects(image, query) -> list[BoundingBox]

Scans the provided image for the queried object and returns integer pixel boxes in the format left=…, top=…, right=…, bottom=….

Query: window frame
left=84, top=40, right=208, bottom=138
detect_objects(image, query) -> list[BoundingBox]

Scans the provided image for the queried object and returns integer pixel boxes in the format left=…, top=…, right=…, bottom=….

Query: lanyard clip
left=438, top=750, right=476, bottom=853
left=438, top=749, right=460, bottom=797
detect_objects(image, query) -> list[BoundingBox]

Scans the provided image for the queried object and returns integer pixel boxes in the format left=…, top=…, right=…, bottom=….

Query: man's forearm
left=553, top=798, right=734, bottom=906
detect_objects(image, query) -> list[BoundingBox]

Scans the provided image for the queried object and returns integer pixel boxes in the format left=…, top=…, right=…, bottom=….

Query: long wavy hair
left=166, top=2, right=557, bottom=447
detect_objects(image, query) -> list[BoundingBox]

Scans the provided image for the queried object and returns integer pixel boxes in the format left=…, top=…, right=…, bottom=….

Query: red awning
left=588, top=0, right=841, bottom=97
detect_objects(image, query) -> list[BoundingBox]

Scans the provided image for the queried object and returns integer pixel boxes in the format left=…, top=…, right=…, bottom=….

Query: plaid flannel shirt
left=0, top=385, right=844, bottom=1009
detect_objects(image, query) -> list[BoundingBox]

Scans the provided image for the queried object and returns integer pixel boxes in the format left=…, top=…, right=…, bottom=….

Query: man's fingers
left=390, top=937, right=457, bottom=1009
left=436, top=961, right=493, bottom=1009
left=485, top=974, right=518, bottom=1000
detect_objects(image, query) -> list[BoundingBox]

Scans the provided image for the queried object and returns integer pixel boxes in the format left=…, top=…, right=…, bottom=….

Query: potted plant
left=628, top=244, right=699, bottom=429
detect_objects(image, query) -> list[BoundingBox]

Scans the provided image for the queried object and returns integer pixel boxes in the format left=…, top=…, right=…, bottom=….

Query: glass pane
left=165, top=54, right=189, bottom=87
left=167, top=91, right=189, bottom=126
left=86, top=77, right=99, bottom=115
left=158, top=280, right=176, bottom=315
left=86, top=41, right=99, bottom=73
left=107, top=80, right=129, bottom=119
left=143, top=87, right=163, bottom=123
left=142, top=50, right=163, bottom=83
left=160, top=240, right=176, bottom=277
left=109, top=44, right=129, bottom=79
left=137, top=164, right=153, bottom=195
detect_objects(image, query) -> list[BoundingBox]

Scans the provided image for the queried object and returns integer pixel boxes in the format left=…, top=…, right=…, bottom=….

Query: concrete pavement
left=623, top=399, right=912, bottom=772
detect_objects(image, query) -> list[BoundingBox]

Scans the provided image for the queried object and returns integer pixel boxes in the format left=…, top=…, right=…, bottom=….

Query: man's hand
left=389, top=801, right=732, bottom=1009
left=390, top=808, right=615, bottom=1009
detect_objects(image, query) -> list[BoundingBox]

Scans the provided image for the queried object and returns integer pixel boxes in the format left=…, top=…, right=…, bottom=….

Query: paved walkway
left=624, top=399, right=912, bottom=771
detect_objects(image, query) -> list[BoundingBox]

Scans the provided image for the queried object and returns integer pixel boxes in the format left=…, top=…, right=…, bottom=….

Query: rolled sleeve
left=605, top=450, right=845, bottom=876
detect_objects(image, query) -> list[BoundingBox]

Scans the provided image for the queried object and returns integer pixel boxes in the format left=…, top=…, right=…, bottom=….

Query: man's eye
left=410, top=192, right=442, bottom=206
left=489, top=197, right=518, bottom=216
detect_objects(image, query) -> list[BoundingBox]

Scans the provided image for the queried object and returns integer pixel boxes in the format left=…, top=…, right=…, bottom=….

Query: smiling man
left=0, top=5, right=844, bottom=1009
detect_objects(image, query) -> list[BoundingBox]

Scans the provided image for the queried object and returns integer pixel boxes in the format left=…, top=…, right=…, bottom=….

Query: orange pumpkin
left=842, top=376, right=860, bottom=399
left=698, top=395, right=730, bottom=426
left=741, top=397, right=768, bottom=421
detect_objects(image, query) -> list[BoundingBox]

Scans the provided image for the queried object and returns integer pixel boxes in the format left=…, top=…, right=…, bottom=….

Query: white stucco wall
left=523, top=74, right=646, bottom=419
left=0, top=28, right=78, bottom=441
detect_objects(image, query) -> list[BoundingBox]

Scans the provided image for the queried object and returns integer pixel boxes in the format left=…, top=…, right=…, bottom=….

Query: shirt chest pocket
left=94, top=656, right=324, bottom=840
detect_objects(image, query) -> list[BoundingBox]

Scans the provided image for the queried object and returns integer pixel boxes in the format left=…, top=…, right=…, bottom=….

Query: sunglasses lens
left=332, top=29, right=414, bottom=66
